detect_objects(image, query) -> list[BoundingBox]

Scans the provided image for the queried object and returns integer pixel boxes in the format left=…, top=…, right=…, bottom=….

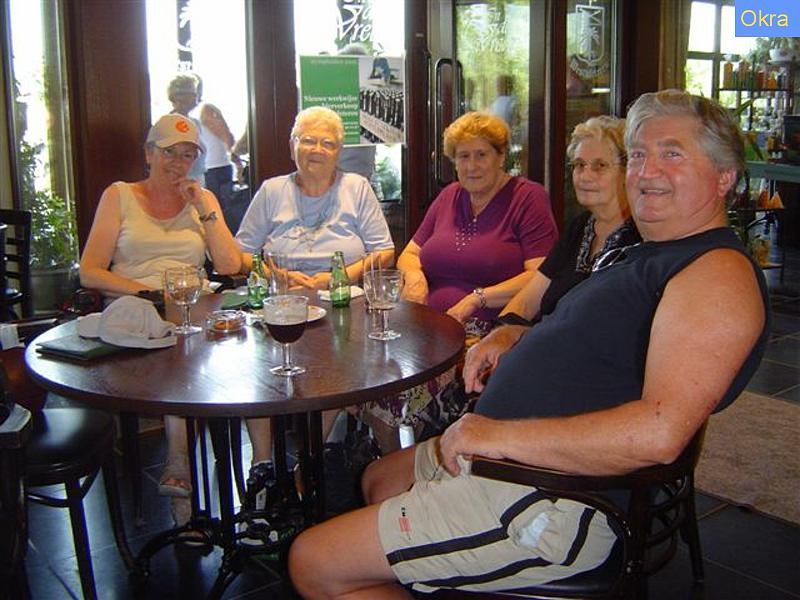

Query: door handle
left=434, top=58, right=453, bottom=187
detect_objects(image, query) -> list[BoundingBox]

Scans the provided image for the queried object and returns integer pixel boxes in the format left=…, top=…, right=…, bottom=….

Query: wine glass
left=164, top=266, right=204, bottom=335
left=363, top=269, right=404, bottom=340
left=263, top=295, right=308, bottom=376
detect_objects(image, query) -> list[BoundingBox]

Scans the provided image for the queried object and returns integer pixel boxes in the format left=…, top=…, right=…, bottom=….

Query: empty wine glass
left=263, top=295, right=308, bottom=376
left=363, top=269, right=404, bottom=340
left=163, top=266, right=204, bottom=335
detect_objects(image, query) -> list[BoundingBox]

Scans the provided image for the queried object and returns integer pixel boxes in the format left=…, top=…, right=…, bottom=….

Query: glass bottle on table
left=329, top=251, right=351, bottom=308
left=248, top=252, right=268, bottom=309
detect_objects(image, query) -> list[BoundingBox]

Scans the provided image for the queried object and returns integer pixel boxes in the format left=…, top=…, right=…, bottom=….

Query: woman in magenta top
left=356, top=112, right=557, bottom=453
left=398, top=111, right=558, bottom=323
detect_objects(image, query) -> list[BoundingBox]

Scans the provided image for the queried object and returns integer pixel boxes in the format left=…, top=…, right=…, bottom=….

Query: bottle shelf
left=719, top=87, right=791, bottom=93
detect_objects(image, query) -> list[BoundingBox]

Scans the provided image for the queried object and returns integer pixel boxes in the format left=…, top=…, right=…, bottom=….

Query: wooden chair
left=0, top=209, right=33, bottom=321
left=1, top=353, right=135, bottom=599
left=0, top=404, right=33, bottom=599
left=421, top=426, right=707, bottom=600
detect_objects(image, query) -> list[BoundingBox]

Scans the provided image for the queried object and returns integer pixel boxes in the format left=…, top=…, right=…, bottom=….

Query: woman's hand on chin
left=177, top=178, right=204, bottom=207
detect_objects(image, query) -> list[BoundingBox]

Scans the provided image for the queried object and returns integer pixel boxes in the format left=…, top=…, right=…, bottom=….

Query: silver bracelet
left=198, top=210, right=218, bottom=223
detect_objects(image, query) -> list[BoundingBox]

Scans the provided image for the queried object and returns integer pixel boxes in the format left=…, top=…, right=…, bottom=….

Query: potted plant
left=768, top=37, right=797, bottom=62
left=17, top=139, right=80, bottom=313
left=747, top=38, right=772, bottom=66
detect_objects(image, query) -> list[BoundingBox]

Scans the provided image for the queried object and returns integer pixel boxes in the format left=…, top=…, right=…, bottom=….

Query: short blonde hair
left=290, top=106, right=345, bottom=145
left=566, top=115, right=626, bottom=161
left=443, top=111, right=510, bottom=160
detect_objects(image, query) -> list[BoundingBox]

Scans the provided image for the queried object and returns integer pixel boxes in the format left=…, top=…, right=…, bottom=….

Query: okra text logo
left=735, top=1, right=799, bottom=36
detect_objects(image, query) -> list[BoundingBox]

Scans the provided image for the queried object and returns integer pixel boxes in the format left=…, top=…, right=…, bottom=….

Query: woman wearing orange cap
left=79, top=113, right=241, bottom=527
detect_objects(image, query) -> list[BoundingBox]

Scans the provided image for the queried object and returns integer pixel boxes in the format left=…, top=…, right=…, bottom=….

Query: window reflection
left=564, top=0, right=616, bottom=224
left=456, top=1, right=530, bottom=176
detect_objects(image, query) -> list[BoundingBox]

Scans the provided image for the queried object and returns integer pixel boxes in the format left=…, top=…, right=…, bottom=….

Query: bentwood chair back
left=420, top=425, right=707, bottom=600
left=0, top=209, right=33, bottom=321
left=0, top=329, right=135, bottom=600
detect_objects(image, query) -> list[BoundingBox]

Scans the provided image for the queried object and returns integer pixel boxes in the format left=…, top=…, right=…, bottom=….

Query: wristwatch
left=471, top=287, right=487, bottom=308
left=198, top=210, right=218, bottom=223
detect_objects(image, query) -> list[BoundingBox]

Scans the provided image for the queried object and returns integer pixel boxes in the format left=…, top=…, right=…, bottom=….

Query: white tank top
left=110, top=182, right=207, bottom=289
left=201, top=128, right=232, bottom=169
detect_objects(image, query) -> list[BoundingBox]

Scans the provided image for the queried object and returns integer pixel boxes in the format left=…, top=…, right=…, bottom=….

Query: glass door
left=455, top=1, right=531, bottom=176
left=562, top=0, right=619, bottom=224
left=429, top=0, right=622, bottom=228
left=428, top=0, right=543, bottom=205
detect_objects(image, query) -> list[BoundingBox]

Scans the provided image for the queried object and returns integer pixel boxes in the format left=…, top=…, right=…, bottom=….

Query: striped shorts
left=377, top=438, right=617, bottom=594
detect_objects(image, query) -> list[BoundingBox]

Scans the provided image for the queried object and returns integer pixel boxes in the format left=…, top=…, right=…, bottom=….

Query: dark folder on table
left=36, top=334, right=125, bottom=362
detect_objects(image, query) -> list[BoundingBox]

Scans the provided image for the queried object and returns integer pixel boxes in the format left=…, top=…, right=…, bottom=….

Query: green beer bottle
left=329, top=251, right=351, bottom=308
left=247, top=253, right=268, bottom=308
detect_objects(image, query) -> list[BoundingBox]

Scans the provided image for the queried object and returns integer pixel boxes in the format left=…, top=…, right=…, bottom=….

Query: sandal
left=170, top=497, right=207, bottom=546
left=159, top=453, right=192, bottom=498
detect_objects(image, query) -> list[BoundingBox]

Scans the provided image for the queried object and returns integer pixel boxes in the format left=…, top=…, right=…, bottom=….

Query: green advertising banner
left=300, top=56, right=361, bottom=144
left=299, top=55, right=405, bottom=147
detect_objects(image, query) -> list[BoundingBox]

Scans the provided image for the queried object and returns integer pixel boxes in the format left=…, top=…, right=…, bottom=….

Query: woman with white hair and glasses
left=463, top=115, right=641, bottom=392
left=235, top=107, right=394, bottom=537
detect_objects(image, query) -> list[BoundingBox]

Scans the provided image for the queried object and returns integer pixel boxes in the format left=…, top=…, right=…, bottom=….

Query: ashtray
left=205, top=310, right=246, bottom=334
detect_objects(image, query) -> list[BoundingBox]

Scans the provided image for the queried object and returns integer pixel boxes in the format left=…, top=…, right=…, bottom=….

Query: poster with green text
left=299, top=55, right=405, bottom=146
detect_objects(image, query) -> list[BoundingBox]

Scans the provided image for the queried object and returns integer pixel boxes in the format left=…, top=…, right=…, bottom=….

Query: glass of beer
left=262, top=295, right=308, bottom=376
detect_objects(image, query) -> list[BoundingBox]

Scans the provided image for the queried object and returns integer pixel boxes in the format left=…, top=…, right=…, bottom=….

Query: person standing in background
left=198, top=102, right=237, bottom=203
left=167, top=73, right=206, bottom=185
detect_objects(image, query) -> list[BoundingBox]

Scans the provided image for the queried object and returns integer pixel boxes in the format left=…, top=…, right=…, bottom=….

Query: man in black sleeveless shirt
left=288, top=92, right=770, bottom=599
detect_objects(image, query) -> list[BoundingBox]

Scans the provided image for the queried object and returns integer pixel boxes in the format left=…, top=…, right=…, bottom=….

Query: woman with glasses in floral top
left=463, top=115, right=641, bottom=393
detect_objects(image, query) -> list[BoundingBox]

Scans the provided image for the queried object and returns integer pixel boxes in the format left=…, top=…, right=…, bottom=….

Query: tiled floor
left=23, top=249, right=800, bottom=599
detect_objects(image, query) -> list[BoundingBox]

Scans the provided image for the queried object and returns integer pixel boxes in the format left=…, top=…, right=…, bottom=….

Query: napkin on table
left=77, top=295, right=176, bottom=349
left=317, top=286, right=364, bottom=302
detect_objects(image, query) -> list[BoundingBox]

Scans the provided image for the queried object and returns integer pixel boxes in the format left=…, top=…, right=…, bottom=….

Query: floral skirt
left=354, top=365, right=479, bottom=442
left=354, top=317, right=491, bottom=439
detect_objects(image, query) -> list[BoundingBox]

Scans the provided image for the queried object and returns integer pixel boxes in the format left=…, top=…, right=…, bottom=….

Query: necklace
left=292, top=175, right=337, bottom=251
left=455, top=189, right=481, bottom=252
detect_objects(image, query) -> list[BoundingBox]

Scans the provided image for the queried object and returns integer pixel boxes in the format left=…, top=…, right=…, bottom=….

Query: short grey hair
left=567, top=115, right=626, bottom=161
left=625, top=89, right=745, bottom=176
left=167, top=73, right=201, bottom=101
left=290, top=106, right=345, bottom=145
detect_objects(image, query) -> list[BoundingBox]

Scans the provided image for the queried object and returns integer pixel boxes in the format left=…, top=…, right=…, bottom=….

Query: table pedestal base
left=131, top=414, right=319, bottom=599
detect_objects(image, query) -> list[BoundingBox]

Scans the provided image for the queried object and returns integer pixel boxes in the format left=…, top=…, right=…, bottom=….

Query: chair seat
left=501, top=541, right=623, bottom=597
left=25, top=407, right=116, bottom=485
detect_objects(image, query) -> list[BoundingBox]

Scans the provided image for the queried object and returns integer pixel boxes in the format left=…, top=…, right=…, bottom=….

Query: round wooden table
left=24, top=293, right=465, bottom=598
left=25, top=294, right=465, bottom=417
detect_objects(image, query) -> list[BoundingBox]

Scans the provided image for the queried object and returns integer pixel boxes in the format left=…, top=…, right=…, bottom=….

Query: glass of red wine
left=263, top=295, right=308, bottom=376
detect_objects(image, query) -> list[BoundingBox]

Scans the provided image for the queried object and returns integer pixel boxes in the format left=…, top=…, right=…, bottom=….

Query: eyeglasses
left=158, top=146, right=199, bottom=162
left=295, top=136, right=339, bottom=152
left=591, top=243, right=641, bottom=273
left=569, top=159, right=623, bottom=175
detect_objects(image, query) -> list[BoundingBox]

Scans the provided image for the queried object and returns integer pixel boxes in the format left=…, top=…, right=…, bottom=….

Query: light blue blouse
left=235, top=171, right=394, bottom=275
